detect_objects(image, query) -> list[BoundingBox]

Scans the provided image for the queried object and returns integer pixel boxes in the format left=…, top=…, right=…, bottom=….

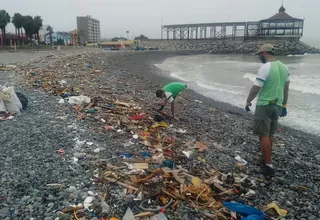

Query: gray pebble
left=21, top=195, right=31, bottom=202
left=286, top=201, right=292, bottom=207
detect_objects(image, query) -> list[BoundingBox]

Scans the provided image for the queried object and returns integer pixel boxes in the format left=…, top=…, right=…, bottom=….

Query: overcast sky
left=2, top=0, right=319, bottom=40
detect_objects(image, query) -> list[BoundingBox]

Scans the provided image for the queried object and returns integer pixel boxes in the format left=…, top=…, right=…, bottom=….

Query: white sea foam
left=242, top=73, right=320, bottom=95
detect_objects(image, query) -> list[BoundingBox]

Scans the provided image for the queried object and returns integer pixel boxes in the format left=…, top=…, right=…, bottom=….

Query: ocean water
left=156, top=53, right=320, bottom=135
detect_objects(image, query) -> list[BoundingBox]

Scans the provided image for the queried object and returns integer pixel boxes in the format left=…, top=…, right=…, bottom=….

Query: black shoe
left=261, top=165, right=275, bottom=180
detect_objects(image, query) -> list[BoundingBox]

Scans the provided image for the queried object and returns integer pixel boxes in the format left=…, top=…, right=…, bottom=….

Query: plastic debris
left=182, top=151, right=193, bottom=158
left=104, top=125, right=113, bottom=131
left=58, top=99, right=64, bottom=104
left=129, top=113, right=147, bottom=120
left=83, top=196, right=95, bottom=210
left=223, top=202, right=264, bottom=220
left=177, top=129, right=187, bottom=133
left=194, top=100, right=203, bottom=104
left=235, top=155, right=248, bottom=165
left=98, top=195, right=110, bottom=214
left=150, top=213, right=168, bottom=220
left=264, top=202, right=288, bottom=217
left=68, top=95, right=91, bottom=105
left=122, top=207, right=135, bottom=220
left=151, top=121, right=168, bottom=129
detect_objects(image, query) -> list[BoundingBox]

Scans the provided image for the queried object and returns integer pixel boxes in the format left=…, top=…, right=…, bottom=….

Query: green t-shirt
left=162, top=82, right=186, bottom=102
left=254, top=61, right=289, bottom=106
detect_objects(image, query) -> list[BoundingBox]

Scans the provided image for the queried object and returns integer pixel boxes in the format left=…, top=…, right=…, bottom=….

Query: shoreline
left=113, top=50, right=319, bottom=142
left=1, top=50, right=319, bottom=219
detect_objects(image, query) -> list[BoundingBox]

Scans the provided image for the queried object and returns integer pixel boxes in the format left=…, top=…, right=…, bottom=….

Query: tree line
left=0, top=9, right=54, bottom=47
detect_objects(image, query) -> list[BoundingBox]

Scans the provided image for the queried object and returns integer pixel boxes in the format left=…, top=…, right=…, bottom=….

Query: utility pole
left=14, top=34, right=16, bottom=52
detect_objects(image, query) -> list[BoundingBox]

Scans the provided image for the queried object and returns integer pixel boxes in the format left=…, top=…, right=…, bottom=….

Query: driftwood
left=61, top=206, right=83, bottom=213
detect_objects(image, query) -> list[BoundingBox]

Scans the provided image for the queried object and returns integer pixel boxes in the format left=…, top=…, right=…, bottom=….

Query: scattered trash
left=12, top=52, right=273, bottom=219
left=182, top=151, right=193, bottom=158
left=151, top=121, right=168, bottom=129
left=0, top=86, right=23, bottom=113
left=177, top=129, right=187, bottom=133
left=98, top=195, right=110, bottom=214
left=245, top=189, right=256, bottom=197
left=83, top=196, right=95, bottom=210
left=223, top=202, right=264, bottom=220
left=150, top=213, right=168, bottom=220
left=235, top=155, right=248, bottom=165
left=122, top=207, right=135, bottom=220
left=68, top=95, right=91, bottom=105
left=129, top=113, right=147, bottom=120
left=194, top=100, right=203, bottom=104
left=58, top=99, right=64, bottom=104
left=264, top=202, right=288, bottom=217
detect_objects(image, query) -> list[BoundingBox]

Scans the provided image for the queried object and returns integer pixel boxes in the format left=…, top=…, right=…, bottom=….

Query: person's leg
left=173, top=98, right=182, bottom=121
left=269, top=136, right=273, bottom=148
left=253, top=106, right=273, bottom=167
left=173, top=90, right=186, bottom=120
left=260, top=136, right=272, bottom=164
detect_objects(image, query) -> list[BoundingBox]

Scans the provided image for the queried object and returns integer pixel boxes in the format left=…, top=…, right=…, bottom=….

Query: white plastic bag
left=68, top=95, right=91, bottom=105
left=2, top=87, right=22, bottom=113
left=0, top=100, right=6, bottom=112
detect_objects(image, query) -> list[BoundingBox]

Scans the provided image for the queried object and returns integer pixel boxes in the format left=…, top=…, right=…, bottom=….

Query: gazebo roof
left=262, top=5, right=302, bottom=21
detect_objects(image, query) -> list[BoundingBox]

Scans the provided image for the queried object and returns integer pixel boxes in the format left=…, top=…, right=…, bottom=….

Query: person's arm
left=280, top=79, right=290, bottom=117
left=245, top=64, right=269, bottom=110
left=246, top=85, right=261, bottom=105
left=158, top=98, right=167, bottom=111
left=283, top=81, right=289, bottom=106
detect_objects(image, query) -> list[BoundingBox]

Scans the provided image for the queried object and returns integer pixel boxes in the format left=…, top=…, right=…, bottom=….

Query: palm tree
left=126, top=30, right=129, bottom=40
left=46, top=25, right=53, bottom=45
left=22, top=15, right=36, bottom=43
left=0, top=10, right=11, bottom=46
left=12, top=13, right=23, bottom=46
left=34, top=16, right=42, bottom=42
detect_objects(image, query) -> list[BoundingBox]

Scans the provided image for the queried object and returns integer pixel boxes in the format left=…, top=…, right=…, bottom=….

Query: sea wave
left=243, top=73, right=320, bottom=95
left=287, top=53, right=320, bottom=57
left=196, top=81, right=244, bottom=95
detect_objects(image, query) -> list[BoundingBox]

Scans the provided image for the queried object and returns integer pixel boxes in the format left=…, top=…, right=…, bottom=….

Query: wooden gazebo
left=259, top=5, right=304, bottom=38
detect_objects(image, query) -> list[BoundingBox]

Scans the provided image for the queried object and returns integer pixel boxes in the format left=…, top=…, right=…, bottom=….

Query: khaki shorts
left=253, top=105, right=282, bottom=136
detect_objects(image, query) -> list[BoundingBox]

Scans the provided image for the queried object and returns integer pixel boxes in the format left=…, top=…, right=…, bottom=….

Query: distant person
left=245, top=44, right=290, bottom=179
left=156, top=82, right=187, bottom=121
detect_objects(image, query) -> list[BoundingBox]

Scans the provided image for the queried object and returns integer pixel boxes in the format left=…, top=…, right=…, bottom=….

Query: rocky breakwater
left=141, top=39, right=320, bottom=55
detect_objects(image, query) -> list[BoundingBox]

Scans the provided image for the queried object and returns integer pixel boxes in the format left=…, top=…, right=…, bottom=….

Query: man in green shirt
left=245, top=44, right=290, bottom=179
left=156, top=82, right=187, bottom=121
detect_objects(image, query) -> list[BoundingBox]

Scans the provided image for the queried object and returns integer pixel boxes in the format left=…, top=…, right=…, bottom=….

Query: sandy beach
left=0, top=50, right=319, bottom=219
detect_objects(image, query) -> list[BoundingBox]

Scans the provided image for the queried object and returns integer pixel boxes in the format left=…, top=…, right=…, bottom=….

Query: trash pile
left=13, top=52, right=289, bottom=220
left=56, top=99, right=286, bottom=220
left=14, top=53, right=104, bottom=100
left=0, top=86, right=28, bottom=120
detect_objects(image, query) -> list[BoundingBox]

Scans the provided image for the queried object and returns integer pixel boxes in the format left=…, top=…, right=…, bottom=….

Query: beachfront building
left=70, top=30, right=79, bottom=46
left=161, top=4, right=304, bottom=40
left=77, top=15, right=101, bottom=44
left=45, top=32, right=71, bottom=45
